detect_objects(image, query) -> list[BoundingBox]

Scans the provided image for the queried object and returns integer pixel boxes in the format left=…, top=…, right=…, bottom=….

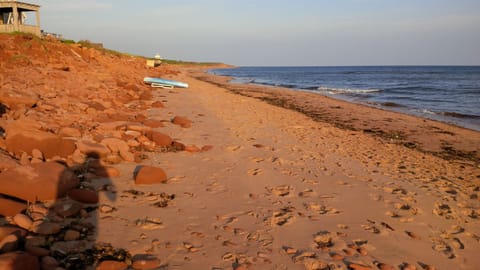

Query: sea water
left=211, top=66, right=480, bottom=131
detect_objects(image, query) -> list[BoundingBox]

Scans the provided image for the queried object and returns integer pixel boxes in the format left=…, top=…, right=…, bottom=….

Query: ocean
left=210, top=66, right=480, bottom=131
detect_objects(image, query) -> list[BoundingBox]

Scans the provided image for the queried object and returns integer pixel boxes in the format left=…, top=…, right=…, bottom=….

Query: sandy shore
left=1, top=34, right=479, bottom=270
left=94, top=68, right=480, bottom=269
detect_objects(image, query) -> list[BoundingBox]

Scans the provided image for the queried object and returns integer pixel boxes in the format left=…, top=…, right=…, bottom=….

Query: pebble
left=64, top=230, right=81, bottom=241
left=54, top=201, right=82, bottom=217
left=0, top=234, right=19, bottom=253
left=30, top=221, right=61, bottom=235
left=68, top=188, right=99, bottom=204
left=13, top=214, right=33, bottom=230
left=41, top=256, right=59, bottom=270
left=96, top=260, right=128, bottom=270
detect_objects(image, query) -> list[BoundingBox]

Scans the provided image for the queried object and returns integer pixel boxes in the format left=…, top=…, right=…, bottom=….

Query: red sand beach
left=0, top=34, right=479, bottom=270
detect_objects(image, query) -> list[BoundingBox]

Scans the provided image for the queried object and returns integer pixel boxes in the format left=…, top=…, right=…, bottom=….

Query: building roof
left=0, top=1, right=40, bottom=11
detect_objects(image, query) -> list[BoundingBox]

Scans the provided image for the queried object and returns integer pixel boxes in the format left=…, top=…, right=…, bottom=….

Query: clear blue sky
left=28, top=0, right=480, bottom=66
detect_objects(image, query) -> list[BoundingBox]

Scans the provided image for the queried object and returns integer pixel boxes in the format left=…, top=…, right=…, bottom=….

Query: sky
left=26, top=0, right=480, bottom=66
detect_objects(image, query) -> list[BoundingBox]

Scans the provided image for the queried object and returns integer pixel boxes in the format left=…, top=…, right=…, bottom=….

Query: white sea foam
left=317, top=86, right=382, bottom=94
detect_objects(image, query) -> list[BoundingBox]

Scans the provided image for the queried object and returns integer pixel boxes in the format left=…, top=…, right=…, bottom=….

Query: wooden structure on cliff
left=0, top=0, right=40, bottom=36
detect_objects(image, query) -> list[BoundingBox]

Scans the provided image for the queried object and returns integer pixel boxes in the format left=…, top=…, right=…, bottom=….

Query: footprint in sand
left=266, top=207, right=296, bottom=226
left=266, top=184, right=292, bottom=197
left=248, top=168, right=263, bottom=176
left=298, top=188, right=315, bottom=198
left=226, top=145, right=244, bottom=152
left=206, top=181, right=228, bottom=194
left=135, top=217, right=164, bottom=230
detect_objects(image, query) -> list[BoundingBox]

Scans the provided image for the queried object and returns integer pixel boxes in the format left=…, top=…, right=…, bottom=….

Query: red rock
left=134, top=166, right=167, bottom=185
left=30, top=222, right=61, bottom=235
left=378, top=263, right=396, bottom=270
left=0, top=197, right=27, bottom=217
left=126, top=124, right=151, bottom=133
left=172, top=116, right=192, bottom=128
left=0, top=162, right=79, bottom=201
left=151, top=101, right=164, bottom=108
left=94, top=166, right=120, bottom=178
left=96, top=260, right=128, bottom=270
left=58, top=127, right=82, bottom=137
left=0, top=152, right=18, bottom=172
left=24, top=245, right=50, bottom=257
left=0, top=227, right=27, bottom=241
left=132, top=258, right=161, bottom=270
left=54, top=201, right=82, bottom=217
left=31, top=149, right=43, bottom=160
left=349, top=263, right=372, bottom=270
left=148, top=131, right=172, bottom=147
left=184, top=145, right=200, bottom=153
left=41, top=256, right=59, bottom=270
left=5, top=132, right=76, bottom=159
left=0, top=233, right=20, bottom=253
left=30, top=203, right=49, bottom=216
left=13, top=214, right=33, bottom=230
left=142, top=119, right=164, bottom=128
left=68, top=189, right=99, bottom=204
left=101, top=138, right=130, bottom=154
left=0, top=251, right=40, bottom=270
left=132, top=254, right=161, bottom=270
left=76, top=140, right=111, bottom=158
left=64, top=230, right=81, bottom=241
left=119, top=149, right=135, bottom=162
left=172, top=141, right=185, bottom=151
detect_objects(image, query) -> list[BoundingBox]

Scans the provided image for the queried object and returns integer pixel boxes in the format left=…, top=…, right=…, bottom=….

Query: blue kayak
left=143, top=77, right=189, bottom=88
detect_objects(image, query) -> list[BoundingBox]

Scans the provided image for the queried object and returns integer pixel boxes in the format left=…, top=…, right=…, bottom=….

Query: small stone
left=30, top=203, right=49, bottom=215
left=184, top=145, right=200, bottom=153
left=64, top=230, right=81, bottom=241
left=24, top=245, right=50, bottom=257
left=13, top=214, right=33, bottom=230
left=172, top=116, right=192, bottom=128
left=406, top=231, right=421, bottom=240
left=349, top=263, right=373, bottom=270
left=0, top=234, right=20, bottom=253
left=31, top=149, right=43, bottom=160
left=329, top=253, right=344, bottom=260
left=41, top=256, right=59, bottom=270
left=30, top=222, right=61, bottom=235
left=54, top=201, right=82, bottom=217
left=402, top=264, right=417, bottom=270
left=68, top=188, right=99, bottom=204
left=96, top=260, right=128, bottom=270
left=378, top=263, right=396, bottom=270
left=131, top=254, right=161, bottom=270
left=134, top=166, right=167, bottom=185
left=148, top=131, right=172, bottom=147
left=58, top=127, right=82, bottom=137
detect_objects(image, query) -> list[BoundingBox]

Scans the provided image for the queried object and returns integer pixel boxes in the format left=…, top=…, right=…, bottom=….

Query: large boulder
left=0, top=162, right=79, bottom=201
left=5, top=131, right=76, bottom=159
left=0, top=197, right=26, bottom=217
